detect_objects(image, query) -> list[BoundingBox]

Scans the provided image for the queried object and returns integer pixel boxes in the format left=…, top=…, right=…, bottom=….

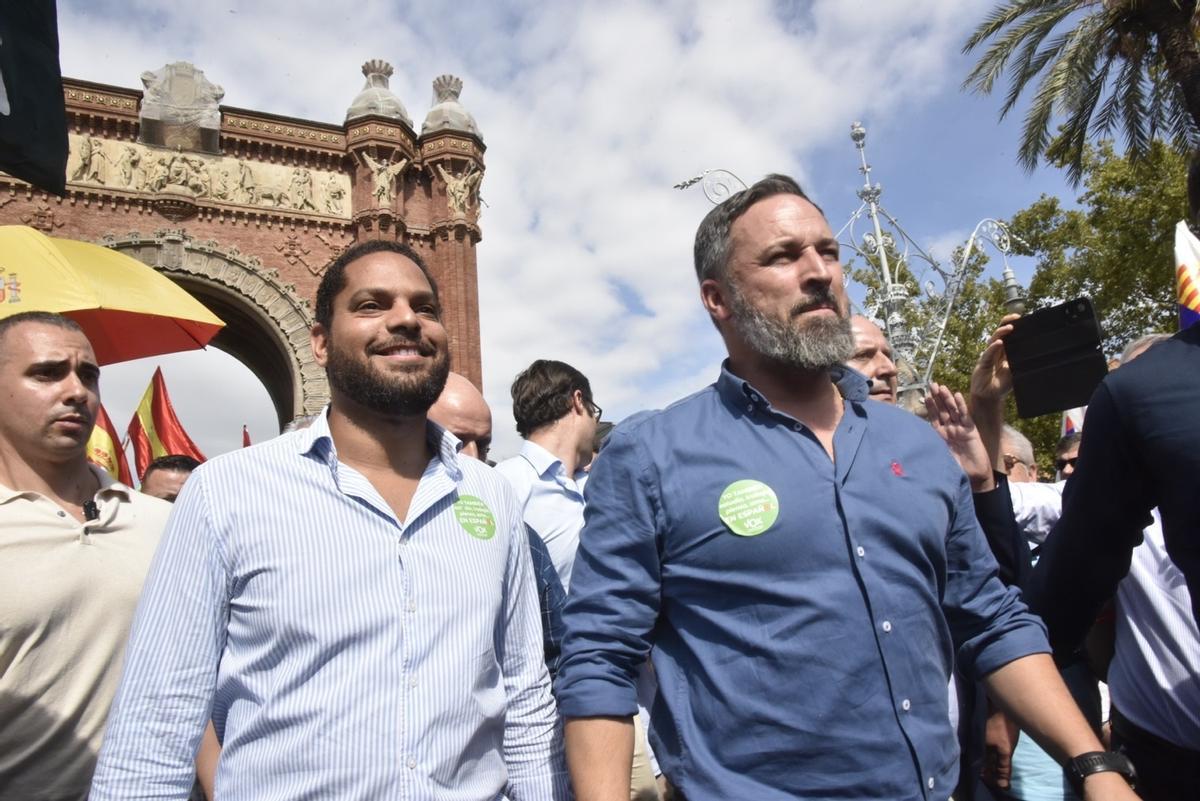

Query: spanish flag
left=1174, top=220, right=1200, bottom=330
left=127, top=367, right=205, bottom=480
left=86, top=404, right=132, bottom=485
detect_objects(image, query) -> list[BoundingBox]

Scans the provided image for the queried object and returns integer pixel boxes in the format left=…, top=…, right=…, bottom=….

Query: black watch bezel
left=1067, top=750, right=1137, bottom=794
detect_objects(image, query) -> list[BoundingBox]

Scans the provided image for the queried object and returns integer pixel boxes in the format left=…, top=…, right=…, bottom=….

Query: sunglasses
left=1055, top=456, right=1078, bottom=472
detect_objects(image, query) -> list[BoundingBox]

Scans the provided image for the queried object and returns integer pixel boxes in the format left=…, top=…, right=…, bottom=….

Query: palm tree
left=963, top=1, right=1200, bottom=185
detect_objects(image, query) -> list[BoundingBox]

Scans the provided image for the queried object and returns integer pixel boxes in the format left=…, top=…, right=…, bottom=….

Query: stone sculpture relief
left=358, top=151, right=408, bottom=206
left=64, top=134, right=351, bottom=219
left=436, top=163, right=482, bottom=217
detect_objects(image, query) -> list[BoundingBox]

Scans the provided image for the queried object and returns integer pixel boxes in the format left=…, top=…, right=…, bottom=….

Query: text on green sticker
left=717, top=479, right=780, bottom=537
left=454, top=494, right=496, bottom=540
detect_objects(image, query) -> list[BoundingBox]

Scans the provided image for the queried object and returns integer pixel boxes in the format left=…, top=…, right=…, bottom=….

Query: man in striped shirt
left=90, top=240, right=569, bottom=800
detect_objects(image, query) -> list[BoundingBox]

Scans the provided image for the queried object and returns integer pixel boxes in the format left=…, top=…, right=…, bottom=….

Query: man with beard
left=90, top=241, right=568, bottom=800
left=557, top=176, right=1135, bottom=801
left=0, top=312, right=170, bottom=800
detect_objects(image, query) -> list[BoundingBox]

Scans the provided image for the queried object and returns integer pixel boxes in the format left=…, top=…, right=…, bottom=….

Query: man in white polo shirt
left=0, top=311, right=169, bottom=799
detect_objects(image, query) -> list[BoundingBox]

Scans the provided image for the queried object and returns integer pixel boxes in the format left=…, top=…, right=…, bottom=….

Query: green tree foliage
left=1008, top=139, right=1185, bottom=471
left=1010, top=140, right=1185, bottom=351
left=846, top=140, right=1184, bottom=474
left=963, top=0, right=1200, bottom=184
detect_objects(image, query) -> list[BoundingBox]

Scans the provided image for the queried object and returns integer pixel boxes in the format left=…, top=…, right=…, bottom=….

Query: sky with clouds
left=57, top=0, right=1085, bottom=462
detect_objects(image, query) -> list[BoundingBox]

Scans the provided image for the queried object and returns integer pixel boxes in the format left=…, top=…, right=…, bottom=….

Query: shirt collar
left=0, top=463, right=131, bottom=505
left=519, top=439, right=565, bottom=480
left=715, top=359, right=869, bottom=416
left=298, top=405, right=464, bottom=483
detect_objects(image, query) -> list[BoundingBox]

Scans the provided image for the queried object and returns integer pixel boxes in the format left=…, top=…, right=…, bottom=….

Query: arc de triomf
left=0, top=59, right=486, bottom=428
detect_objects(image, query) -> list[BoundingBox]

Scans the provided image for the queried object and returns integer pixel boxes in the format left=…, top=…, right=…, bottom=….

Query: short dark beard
left=325, top=337, right=450, bottom=417
left=728, top=283, right=855, bottom=370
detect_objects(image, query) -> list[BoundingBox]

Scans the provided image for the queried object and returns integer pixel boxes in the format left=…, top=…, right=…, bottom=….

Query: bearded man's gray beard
left=727, top=285, right=856, bottom=371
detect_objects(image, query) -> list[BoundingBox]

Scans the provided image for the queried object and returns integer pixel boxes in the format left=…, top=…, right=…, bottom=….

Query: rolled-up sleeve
left=942, top=473, right=1050, bottom=681
left=556, top=425, right=662, bottom=719
left=89, top=472, right=229, bottom=800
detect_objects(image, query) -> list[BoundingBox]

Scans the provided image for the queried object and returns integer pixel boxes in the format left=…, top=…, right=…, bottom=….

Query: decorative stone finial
left=421, top=73, right=481, bottom=139
left=362, top=59, right=394, bottom=82
left=345, top=59, right=411, bottom=125
left=432, top=75, right=463, bottom=104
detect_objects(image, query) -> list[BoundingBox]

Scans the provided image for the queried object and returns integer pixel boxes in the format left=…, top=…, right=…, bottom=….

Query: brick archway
left=101, top=229, right=328, bottom=427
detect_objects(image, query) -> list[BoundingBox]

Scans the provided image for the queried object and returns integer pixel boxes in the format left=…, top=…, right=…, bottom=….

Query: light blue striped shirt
left=90, top=411, right=569, bottom=800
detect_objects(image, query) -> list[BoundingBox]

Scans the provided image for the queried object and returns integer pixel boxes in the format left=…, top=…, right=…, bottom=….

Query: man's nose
left=61, top=371, right=90, bottom=405
left=385, top=302, right=420, bottom=331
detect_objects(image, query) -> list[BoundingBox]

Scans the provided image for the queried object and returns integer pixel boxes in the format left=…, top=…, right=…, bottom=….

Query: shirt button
left=901, top=698, right=911, bottom=711
left=881, top=620, right=892, bottom=633
left=409, top=677, right=417, bottom=687
left=57, top=510, right=66, bottom=518
left=407, top=601, right=416, bottom=612
left=927, top=777, right=935, bottom=789
left=856, top=546, right=866, bottom=558
left=407, top=758, right=416, bottom=770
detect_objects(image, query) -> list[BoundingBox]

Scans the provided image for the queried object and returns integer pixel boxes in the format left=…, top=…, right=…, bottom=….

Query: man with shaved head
left=427, top=371, right=492, bottom=462
left=0, top=311, right=169, bottom=799
left=846, top=315, right=899, bottom=403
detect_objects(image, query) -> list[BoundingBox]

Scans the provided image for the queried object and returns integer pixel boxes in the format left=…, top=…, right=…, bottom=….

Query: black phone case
left=1003, top=297, right=1108, bottom=418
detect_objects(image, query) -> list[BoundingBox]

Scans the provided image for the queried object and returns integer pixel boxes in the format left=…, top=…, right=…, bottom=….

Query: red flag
left=242, top=425, right=251, bottom=447
left=127, top=367, right=205, bottom=480
left=86, top=404, right=132, bottom=485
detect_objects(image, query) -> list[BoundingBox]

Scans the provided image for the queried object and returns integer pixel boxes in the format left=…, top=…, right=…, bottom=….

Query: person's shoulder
left=193, top=430, right=308, bottom=476
left=863, top=399, right=941, bottom=440
left=1109, top=327, right=1200, bottom=395
left=458, top=456, right=521, bottom=508
left=492, top=453, right=527, bottom=481
left=610, top=384, right=718, bottom=440
left=123, top=486, right=175, bottom=524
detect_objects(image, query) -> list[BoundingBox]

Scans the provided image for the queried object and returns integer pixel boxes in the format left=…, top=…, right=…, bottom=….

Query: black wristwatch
left=1066, top=751, right=1137, bottom=794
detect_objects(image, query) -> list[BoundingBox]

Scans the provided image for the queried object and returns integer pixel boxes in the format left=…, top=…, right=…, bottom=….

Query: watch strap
left=1067, top=751, right=1137, bottom=794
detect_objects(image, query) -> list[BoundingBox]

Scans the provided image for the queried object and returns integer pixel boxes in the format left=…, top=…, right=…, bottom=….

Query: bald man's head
left=846, top=315, right=898, bottom=403
left=428, top=372, right=492, bottom=461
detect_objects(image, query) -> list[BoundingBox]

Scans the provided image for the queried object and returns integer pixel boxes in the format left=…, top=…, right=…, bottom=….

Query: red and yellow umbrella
left=0, top=225, right=224, bottom=364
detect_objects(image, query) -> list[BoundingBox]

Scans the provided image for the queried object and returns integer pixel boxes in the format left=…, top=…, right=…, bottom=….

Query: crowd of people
left=0, top=173, right=1196, bottom=801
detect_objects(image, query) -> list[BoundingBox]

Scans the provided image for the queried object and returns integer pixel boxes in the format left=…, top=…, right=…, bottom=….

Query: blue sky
left=57, top=0, right=1090, bottom=461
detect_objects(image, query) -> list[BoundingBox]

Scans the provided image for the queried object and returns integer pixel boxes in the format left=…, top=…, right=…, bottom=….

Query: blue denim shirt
left=557, top=363, right=1049, bottom=800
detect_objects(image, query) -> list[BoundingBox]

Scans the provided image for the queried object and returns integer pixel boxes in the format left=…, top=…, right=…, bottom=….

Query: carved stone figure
left=324, top=174, right=346, bottom=215
left=436, top=163, right=482, bottom=217
left=113, top=146, right=139, bottom=187
left=258, top=181, right=291, bottom=208
left=145, top=156, right=171, bottom=192
left=359, top=151, right=407, bottom=206
left=70, top=136, right=106, bottom=184
left=208, top=166, right=230, bottom=200
left=234, top=161, right=258, bottom=204
left=288, top=167, right=318, bottom=212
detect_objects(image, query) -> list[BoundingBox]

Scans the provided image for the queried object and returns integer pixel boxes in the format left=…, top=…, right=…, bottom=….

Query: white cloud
left=59, top=0, right=1017, bottom=460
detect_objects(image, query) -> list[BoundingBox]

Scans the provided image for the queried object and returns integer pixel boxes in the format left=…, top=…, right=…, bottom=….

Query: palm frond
left=963, top=0, right=1067, bottom=53
left=1018, top=11, right=1110, bottom=172
left=964, top=3, right=1076, bottom=95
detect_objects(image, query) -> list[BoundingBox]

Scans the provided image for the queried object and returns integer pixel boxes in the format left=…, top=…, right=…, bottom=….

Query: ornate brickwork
left=0, top=62, right=486, bottom=427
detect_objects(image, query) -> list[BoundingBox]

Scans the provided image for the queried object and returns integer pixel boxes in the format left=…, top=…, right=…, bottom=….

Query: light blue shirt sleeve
left=90, top=471, right=228, bottom=800
left=497, top=497, right=572, bottom=799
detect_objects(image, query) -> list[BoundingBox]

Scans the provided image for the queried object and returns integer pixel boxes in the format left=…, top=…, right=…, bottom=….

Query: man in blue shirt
left=557, top=175, right=1136, bottom=801
left=90, top=240, right=568, bottom=800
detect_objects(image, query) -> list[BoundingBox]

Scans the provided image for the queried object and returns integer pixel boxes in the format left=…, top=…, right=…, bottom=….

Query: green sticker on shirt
left=454, top=495, right=496, bottom=540
left=718, top=479, right=780, bottom=537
